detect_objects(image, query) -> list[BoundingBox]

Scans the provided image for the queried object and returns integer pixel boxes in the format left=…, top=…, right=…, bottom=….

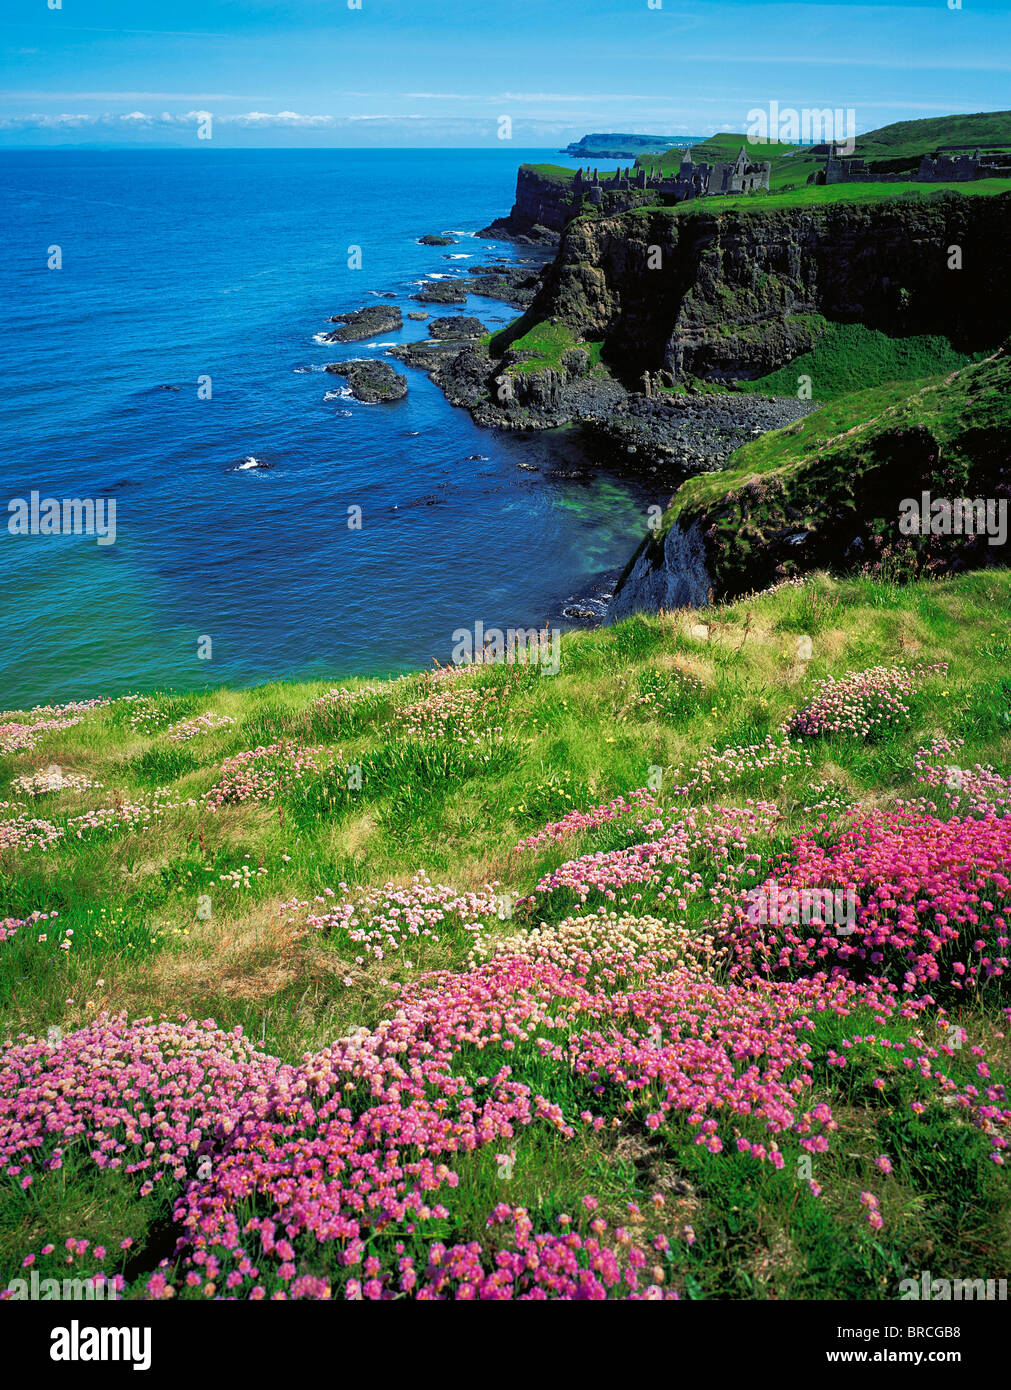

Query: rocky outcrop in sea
left=325, top=359, right=408, bottom=403
left=323, top=305, right=403, bottom=342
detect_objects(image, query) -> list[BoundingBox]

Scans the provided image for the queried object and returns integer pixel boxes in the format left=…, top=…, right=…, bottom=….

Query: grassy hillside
left=675, top=349, right=1009, bottom=520
left=731, top=322, right=983, bottom=401
left=655, top=349, right=1010, bottom=598
left=855, top=109, right=1011, bottom=158
left=3, top=565, right=1011, bottom=1300
left=636, top=110, right=1011, bottom=192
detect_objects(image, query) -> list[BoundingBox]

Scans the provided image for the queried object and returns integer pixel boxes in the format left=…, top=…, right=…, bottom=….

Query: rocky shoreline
left=313, top=219, right=823, bottom=622
left=389, top=335, right=816, bottom=479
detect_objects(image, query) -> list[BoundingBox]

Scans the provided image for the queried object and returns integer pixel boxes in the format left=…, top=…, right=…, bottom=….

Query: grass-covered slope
left=2, top=567, right=1011, bottom=1301
left=729, top=322, right=983, bottom=401
left=656, top=348, right=1010, bottom=597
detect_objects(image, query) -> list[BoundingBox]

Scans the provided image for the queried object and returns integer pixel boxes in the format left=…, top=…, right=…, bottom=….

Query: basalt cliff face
left=522, top=193, right=1011, bottom=384
left=477, top=167, right=658, bottom=244
left=477, top=168, right=576, bottom=243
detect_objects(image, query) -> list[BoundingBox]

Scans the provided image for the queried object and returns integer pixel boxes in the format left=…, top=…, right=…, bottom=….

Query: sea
left=0, top=147, right=657, bottom=711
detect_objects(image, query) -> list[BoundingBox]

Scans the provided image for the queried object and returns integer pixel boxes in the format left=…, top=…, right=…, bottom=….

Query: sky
left=2, top=0, right=1010, bottom=148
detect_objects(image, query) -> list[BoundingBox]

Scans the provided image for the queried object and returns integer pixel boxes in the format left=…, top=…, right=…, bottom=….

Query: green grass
left=672, top=349, right=1008, bottom=523
left=522, top=163, right=579, bottom=182
left=638, top=348, right=1011, bottom=600
left=735, top=321, right=983, bottom=401
left=488, top=319, right=605, bottom=375
left=629, top=178, right=1011, bottom=218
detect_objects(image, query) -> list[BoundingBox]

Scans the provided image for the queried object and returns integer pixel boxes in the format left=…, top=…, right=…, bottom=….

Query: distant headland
left=559, top=132, right=703, bottom=159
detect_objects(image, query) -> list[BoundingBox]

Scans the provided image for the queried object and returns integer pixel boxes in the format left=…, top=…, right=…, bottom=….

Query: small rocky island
left=323, top=305, right=403, bottom=342
left=325, top=359, right=408, bottom=403
left=429, top=316, right=487, bottom=340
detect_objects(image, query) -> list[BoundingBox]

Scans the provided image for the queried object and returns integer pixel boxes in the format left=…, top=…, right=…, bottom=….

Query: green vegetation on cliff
left=631, top=177, right=1011, bottom=216
left=734, top=322, right=983, bottom=401
left=658, top=349, right=1011, bottom=597
left=487, top=319, right=604, bottom=376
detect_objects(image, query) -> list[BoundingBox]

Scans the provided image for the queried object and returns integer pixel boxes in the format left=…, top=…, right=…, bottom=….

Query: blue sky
left=2, top=0, right=1010, bottom=146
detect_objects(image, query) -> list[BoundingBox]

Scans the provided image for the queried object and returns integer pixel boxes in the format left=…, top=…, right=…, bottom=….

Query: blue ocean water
left=0, top=148, right=654, bottom=709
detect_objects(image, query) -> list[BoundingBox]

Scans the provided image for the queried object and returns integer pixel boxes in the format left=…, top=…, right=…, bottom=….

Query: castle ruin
left=819, top=144, right=1011, bottom=185
left=572, top=144, right=771, bottom=211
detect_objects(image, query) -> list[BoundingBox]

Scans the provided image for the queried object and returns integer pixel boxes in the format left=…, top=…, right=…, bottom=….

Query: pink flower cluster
left=721, top=808, right=1011, bottom=994
left=12, top=767, right=102, bottom=796
left=167, top=713, right=236, bottom=742
left=284, top=870, right=506, bottom=961
left=382, top=1205, right=677, bottom=1300
left=667, top=735, right=811, bottom=799
left=3, top=884, right=1006, bottom=1298
left=397, top=686, right=502, bottom=744
left=785, top=663, right=948, bottom=739
left=529, top=801, right=780, bottom=908
left=68, top=789, right=197, bottom=839
left=312, top=685, right=383, bottom=720
left=0, top=913, right=50, bottom=946
left=913, top=737, right=1011, bottom=817
left=203, top=742, right=332, bottom=808
left=0, top=814, right=65, bottom=853
left=0, top=718, right=83, bottom=756
left=0, top=698, right=109, bottom=755
left=514, top=788, right=661, bottom=853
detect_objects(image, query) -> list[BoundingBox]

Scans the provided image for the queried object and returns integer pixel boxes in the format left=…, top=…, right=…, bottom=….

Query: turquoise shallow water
left=0, top=147, right=654, bottom=709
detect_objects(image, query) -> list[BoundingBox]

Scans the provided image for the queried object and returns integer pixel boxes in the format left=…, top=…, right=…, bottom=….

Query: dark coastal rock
left=607, top=519, right=713, bottom=625
left=324, top=305, right=403, bottom=342
left=476, top=168, right=579, bottom=243
left=462, top=265, right=545, bottom=308
left=408, top=265, right=545, bottom=310
left=418, top=234, right=458, bottom=246
left=412, top=281, right=468, bottom=305
left=408, top=311, right=430, bottom=321
left=585, top=393, right=818, bottom=476
left=325, top=359, right=408, bottom=403
left=429, top=316, right=488, bottom=340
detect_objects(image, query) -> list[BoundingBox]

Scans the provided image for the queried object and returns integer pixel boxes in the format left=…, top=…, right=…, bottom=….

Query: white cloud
left=0, top=110, right=338, bottom=130
left=0, top=91, right=258, bottom=101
